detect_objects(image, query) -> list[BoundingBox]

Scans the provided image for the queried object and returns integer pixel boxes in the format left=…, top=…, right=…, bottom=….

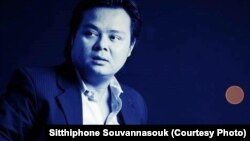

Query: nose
left=94, top=35, right=109, bottom=51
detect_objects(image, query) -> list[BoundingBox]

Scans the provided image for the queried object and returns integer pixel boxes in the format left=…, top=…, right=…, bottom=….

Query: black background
left=1, top=0, right=249, bottom=124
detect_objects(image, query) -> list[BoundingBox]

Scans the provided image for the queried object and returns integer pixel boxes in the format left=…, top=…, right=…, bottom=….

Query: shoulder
left=11, top=64, right=68, bottom=83
left=8, top=65, right=55, bottom=82
left=120, top=84, right=143, bottom=101
left=7, top=65, right=63, bottom=92
left=120, top=84, right=148, bottom=124
left=16, top=65, right=58, bottom=78
left=6, top=65, right=56, bottom=88
left=3, top=64, right=68, bottom=102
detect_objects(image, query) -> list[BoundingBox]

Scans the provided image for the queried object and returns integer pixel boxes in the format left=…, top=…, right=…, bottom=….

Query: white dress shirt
left=76, top=70, right=123, bottom=125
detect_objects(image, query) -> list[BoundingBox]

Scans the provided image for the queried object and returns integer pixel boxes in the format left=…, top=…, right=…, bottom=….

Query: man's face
left=71, top=7, right=135, bottom=78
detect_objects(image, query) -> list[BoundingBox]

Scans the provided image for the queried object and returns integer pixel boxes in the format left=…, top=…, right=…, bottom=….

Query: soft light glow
left=225, top=85, right=244, bottom=105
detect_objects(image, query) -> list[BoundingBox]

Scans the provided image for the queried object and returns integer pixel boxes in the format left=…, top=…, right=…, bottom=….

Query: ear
left=127, top=39, right=136, bottom=57
left=70, top=35, right=75, bottom=46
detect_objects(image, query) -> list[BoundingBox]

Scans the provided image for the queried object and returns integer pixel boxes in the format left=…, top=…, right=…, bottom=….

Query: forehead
left=80, top=7, right=131, bottom=31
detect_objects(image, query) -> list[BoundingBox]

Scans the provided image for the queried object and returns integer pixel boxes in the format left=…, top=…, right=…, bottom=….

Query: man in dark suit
left=0, top=0, right=147, bottom=140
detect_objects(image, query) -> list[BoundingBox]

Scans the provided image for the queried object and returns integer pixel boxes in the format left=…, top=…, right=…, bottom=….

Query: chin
left=90, top=68, right=112, bottom=76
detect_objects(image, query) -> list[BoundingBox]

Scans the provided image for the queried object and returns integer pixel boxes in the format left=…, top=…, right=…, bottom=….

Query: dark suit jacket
left=0, top=63, right=147, bottom=140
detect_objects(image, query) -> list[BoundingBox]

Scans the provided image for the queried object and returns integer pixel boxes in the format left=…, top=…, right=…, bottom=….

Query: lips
left=92, top=56, right=109, bottom=62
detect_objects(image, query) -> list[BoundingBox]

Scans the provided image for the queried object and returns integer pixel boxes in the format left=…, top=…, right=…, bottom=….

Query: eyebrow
left=82, top=23, right=127, bottom=35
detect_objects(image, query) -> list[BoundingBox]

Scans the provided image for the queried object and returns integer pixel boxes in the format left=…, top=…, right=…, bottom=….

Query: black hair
left=64, top=0, right=142, bottom=63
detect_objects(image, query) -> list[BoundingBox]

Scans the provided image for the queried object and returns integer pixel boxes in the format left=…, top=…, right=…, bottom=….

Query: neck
left=81, top=73, right=113, bottom=94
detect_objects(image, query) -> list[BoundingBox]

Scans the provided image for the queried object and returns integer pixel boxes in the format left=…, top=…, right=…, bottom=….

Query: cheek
left=71, top=46, right=85, bottom=64
left=71, top=46, right=80, bottom=63
left=72, top=38, right=92, bottom=56
left=112, top=47, right=131, bottom=64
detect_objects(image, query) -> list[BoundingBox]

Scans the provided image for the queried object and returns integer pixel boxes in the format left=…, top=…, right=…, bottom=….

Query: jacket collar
left=55, top=63, right=139, bottom=125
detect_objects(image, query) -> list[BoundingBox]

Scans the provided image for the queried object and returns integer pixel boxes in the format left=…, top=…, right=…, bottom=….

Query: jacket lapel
left=56, top=64, right=82, bottom=124
left=56, top=87, right=82, bottom=124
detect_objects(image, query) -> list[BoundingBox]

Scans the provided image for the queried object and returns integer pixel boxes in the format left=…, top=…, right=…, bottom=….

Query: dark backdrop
left=1, top=0, right=249, bottom=124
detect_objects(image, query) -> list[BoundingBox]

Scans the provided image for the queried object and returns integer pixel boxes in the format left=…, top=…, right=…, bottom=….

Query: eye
left=109, top=34, right=122, bottom=41
left=83, top=30, right=98, bottom=38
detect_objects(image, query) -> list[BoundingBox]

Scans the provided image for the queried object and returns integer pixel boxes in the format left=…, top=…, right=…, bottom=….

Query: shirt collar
left=75, top=68, right=123, bottom=97
left=75, top=68, right=123, bottom=124
left=109, top=77, right=123, bottom=96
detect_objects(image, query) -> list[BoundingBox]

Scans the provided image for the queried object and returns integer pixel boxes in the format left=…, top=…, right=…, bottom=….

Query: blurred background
left=1, top=0, right=249, bottom=124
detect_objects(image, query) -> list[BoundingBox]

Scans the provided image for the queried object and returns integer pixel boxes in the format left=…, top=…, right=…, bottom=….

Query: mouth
left=92, top=56, right=109, bottom=64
